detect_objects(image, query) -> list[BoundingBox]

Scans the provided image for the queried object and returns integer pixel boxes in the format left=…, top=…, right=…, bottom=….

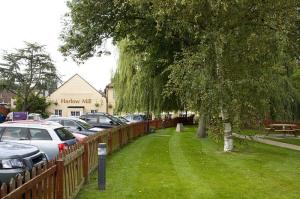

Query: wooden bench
left=267, top=124, right=298, bottom=136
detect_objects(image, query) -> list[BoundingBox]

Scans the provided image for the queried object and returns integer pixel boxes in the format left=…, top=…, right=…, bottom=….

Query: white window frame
left=55, top=109, right=62, bottom=116
left=70, top=111, right=81, bottom=117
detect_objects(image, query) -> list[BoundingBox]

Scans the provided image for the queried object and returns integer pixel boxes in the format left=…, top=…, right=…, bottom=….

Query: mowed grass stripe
left=168, top=129, right=215, bottom=198
left=131, top=129, right=188, bottom=199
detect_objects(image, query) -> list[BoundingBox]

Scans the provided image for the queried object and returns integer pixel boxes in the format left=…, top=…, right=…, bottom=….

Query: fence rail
left=0, top=117, right=193, bottom=199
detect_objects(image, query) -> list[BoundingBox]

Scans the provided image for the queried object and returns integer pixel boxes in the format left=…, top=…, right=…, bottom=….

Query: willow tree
left=113, top=40, right=181, bottom=115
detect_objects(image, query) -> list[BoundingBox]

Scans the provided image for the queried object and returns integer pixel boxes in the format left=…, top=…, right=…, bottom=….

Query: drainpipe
left=105, top=88, right=108, bottom=114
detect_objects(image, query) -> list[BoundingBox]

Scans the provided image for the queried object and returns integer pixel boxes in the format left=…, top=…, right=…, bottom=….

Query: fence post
left=56, top=155, right=64, bottom=199
left=129, top=125, right=133, bottom=141
left=108, top=131, right=113, bottom=154
left=119, top=128, right=123, bottom=148
left=83, top=142, right=89, bottom=183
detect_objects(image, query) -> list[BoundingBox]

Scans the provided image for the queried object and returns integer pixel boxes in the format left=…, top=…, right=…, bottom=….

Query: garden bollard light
left=98, top=143, right=107, bottom=191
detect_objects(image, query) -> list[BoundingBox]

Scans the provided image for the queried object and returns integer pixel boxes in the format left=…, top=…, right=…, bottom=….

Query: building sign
left=60, top=99, right=92, bottom=104
left=13, top=112, right=28, bottom=120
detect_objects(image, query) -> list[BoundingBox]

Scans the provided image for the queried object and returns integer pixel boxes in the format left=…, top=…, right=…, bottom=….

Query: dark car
left=47, top=117, right=104, bottom=136
left=116, top=116, right=132, bottom=124
left=80, top=113, right=125, bottom=129
left=0, top=141, right=47, bottom=184
left=124, top=114, right=147, bottom=123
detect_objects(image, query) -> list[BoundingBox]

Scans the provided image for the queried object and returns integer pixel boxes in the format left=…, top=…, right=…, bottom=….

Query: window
left=133, top=115, right=142, bottom=120
left=124, top=115, right=132, bottom=120
left=86, top=115, right=98, bottom=123
left=99, top=115, right=112, bottom=124
left=91, top=110, right=97, bottom=113
left=1, top=127, right=29, bottom=141
left=77, top=121, right=92, bottom=129
left=70, top=111, right=80, bottom=117
left=55, top=128, right=75, bottom=141
left=49, top=119, right=62, bottom=125
left=63, top=120, right=77, bottom=128
left=55, top=109, right=62, bottom=116
left=29, top=128, right=52, bottom=140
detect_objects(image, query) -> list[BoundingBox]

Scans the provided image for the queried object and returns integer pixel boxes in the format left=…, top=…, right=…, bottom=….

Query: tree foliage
left=0, top=42, right=60, bottom=111
left=15, top=95, right=50, bottom=118
left=113, top=39, right=181, bottom=114
left=60, top=0, right=300, bottom=135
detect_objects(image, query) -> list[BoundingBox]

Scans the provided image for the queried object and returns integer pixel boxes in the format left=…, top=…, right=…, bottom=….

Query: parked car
left=46, top=117, right=104, bottom=136
left=27, top=113, right=43, bottom=120
left=124, top=114, right=147, bottom=123
left=48, top=115, right=61, bottom=118
left=116, top=116, right=132, bottom=124
left=0, top=141, right=47, bottom=184
left=72, top=132, right=87, bottom=142
left=111, top=115, right=127, bottom=125
left=0, top=120, right=77, bottom=160
left=28, top=113, right=43, bottom=120
left=80, top=113, right=125, bottom=129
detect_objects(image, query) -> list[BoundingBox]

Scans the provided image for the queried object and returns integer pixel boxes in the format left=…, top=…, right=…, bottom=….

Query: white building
left=47, top=74, right=107, bottom=117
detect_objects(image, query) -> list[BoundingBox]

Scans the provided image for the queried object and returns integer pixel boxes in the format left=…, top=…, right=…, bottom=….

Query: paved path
left=233, top=133, right=300, bottom=151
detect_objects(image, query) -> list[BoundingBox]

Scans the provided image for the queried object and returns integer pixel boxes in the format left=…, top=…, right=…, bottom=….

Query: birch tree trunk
left=223, top=122, right=233, bottom=151
left=214, top=35, right=234, bottom=152
left=221, top=110, right=234, bottom=152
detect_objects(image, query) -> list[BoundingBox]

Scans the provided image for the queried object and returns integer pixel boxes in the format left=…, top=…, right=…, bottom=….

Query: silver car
left=0, top=120, right=77, bottom=160
left=46, top=116, right=104, bottom=136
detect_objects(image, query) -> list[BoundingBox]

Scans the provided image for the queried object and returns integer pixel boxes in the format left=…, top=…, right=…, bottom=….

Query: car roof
left=28, top=113, right=41, bottom=116
left=0, top=120, right=63, bottom=129
left=47, top=117, right=71, bottom=120
left=83, top=112, right=108, bottom=116
left=47, top=117, right=87, bottom=123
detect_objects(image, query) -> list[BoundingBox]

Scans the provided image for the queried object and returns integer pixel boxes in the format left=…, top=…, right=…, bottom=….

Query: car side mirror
left=77, top=126, right=82, bottom=131
left=109, top=121, right=114, bottom=125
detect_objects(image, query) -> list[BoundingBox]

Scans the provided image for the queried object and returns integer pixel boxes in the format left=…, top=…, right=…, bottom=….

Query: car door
left=28, top=128, right=58, bottom=160
left=0, top=127, right=31, bottom=145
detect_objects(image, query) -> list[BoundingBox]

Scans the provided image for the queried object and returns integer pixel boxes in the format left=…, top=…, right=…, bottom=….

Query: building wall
left=47, top=75, right=107, bottom=117
left=106, top=86, right=115, bottom=115
left=0, top=90, right=15, bottom=108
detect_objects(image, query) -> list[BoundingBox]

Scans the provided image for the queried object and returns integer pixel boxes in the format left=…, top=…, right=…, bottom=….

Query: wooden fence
left=0, top=117, right=193, bottom=199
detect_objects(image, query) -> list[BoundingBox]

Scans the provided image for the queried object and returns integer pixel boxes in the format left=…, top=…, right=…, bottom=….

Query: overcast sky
left=0, top=0, right=118, bottom=91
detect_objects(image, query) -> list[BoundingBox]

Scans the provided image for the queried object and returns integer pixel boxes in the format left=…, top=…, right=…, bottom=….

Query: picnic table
left=265, top=123, right=297, bottom=136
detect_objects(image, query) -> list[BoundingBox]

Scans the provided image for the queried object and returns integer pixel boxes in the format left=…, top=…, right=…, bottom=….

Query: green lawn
left=266, top=137, right=300, bottom=146
left=77, top=127, right=300, bottom=199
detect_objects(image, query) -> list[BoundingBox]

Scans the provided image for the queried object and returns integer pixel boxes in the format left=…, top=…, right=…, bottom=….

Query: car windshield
left=109, top=116, right=125, bottom=124
left=77, top=121, right=93, bottom=129
left=0, top=127, right=4, bottom=141
left=55, top=128, right=75, bottom=141
left=119, top=117, right=129, bottom=123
